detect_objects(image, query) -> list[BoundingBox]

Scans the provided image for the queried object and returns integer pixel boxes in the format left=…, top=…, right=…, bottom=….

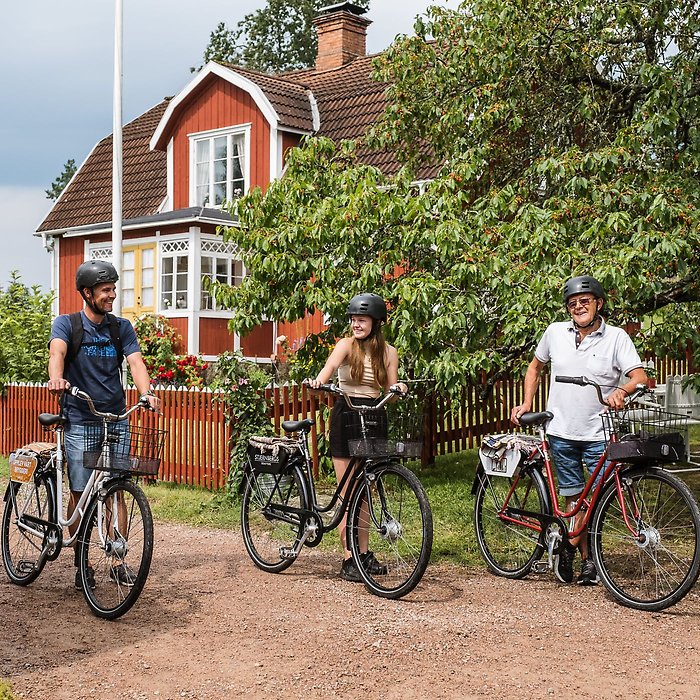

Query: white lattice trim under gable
left=161, top=240, right=189, bottom=254
left=89, top=246, right=112, bottom=260
left=201, top=239, right=240, bottom=256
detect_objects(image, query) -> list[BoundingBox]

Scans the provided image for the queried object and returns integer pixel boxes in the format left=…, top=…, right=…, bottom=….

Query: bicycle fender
left=471, top=466, right=485, bottom=495
left=3, top=482, right=11, bottom=502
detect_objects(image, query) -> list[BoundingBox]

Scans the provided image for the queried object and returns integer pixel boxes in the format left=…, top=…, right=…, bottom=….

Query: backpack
left=64, top=311, right=124, bottom=372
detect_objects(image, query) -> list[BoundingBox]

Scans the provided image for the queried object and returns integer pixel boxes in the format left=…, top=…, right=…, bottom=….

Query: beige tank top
left=337, top=354, right=381, bottom=398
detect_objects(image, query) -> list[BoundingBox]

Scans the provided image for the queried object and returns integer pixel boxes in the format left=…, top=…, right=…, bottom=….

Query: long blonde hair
left=349, top=320, right=387, bottom=388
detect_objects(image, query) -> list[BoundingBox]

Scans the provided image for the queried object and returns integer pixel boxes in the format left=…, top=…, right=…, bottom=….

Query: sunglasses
left=567, top=297, right=596, bottom=310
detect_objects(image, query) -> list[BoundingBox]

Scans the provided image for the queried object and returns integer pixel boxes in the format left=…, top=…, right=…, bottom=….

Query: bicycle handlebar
left=554, top=375, right=648, bottom=407
left=305, top=381, right=408, bottom=411
left=69, top=386, right=151, bottom=421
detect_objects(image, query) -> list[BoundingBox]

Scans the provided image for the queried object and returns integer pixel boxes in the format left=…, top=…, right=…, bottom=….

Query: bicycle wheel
left=348, top=463, right=432, bottom=599
left=2, top=476, right=55, bottom=585
left=473, top=466, right=549, bottom=578
left=240, top=466, right=308, bottom=573
left=77, top=479, right=154, bottom=620
left=591, top=465, right=700, bottom=612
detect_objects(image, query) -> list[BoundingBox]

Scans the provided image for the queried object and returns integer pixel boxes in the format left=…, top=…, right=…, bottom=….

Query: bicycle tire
left=473, top=466, right=549, bottom=579
left=1, top=475, right=55, bottom=585
left=591, top=465, right=700, bottom=612
left=348, top=462, right=432, bottom=599
left=77, top=479, right=154, bottom=620
left=240, top=465, right=309, bottom=573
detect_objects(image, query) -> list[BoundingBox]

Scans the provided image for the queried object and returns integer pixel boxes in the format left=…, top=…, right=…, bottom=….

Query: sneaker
left=577, top=559, right=599, bottom=586
left=74, top=566, right=96, bottom=590
left=339, top=557, right=363, bottom=583
left=109, top=563, right=137, bottom=587
left=360, top=551, right=387, bottom=575
left=554, top=541, right=576, bottom=584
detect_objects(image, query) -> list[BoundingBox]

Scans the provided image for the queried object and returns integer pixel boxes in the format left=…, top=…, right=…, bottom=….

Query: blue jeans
left=548, top=435, right=606, bottom=497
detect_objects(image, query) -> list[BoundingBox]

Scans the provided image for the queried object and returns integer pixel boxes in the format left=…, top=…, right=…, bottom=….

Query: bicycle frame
left=497, top=422, right=642, bottom=541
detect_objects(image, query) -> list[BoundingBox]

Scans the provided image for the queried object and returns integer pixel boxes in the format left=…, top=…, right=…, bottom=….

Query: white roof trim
left=307, top=89, right=320, bottom=132
left=149, top=62, right=280, bottom=151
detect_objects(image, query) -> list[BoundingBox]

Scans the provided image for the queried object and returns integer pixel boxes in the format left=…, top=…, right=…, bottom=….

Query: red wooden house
left=36, top=3, right=434, bottom=360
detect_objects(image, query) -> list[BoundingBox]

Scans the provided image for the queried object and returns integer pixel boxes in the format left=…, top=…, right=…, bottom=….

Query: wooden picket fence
left=0, top=351, right=691, bottom=488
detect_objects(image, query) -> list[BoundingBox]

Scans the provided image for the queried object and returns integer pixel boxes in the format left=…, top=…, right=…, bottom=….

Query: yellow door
left=121, top=244, right=156, bottom=321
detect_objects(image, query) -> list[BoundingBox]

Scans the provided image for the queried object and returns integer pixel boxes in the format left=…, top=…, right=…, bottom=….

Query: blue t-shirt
left=50, top=311, right=141, bottom=423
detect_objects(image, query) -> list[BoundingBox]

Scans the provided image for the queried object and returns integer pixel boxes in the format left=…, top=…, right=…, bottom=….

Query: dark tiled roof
left=220, top=64, right=314, bottom=132
left=38, top=101, right=169, bottom=233
left=284, top=55, right=438, bottom=178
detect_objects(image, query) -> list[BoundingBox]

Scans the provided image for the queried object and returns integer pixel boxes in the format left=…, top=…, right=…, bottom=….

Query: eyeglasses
left=567, top=297, right=595, bottom=310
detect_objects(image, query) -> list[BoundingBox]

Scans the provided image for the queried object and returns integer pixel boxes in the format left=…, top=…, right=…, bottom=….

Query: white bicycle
left=1, top=387, right=164, bottom=619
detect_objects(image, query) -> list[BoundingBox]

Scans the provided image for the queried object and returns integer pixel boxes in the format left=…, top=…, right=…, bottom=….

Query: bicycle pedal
left=279, top=547, right=298, bottom=560
left=531, top=561, right=549, bottom=574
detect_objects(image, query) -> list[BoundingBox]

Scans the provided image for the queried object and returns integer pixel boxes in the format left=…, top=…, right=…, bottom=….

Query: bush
left=210, top=352, right=273, bottom=495
left=133, top=314, right=208, bottom=388
left=0, top=272, right=53, bottom=388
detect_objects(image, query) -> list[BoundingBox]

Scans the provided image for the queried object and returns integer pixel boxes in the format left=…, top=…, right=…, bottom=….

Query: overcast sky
left=0, top=0, right=461, bottom=289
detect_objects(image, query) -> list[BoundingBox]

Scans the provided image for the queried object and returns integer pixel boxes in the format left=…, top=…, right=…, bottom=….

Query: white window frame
left=200, top=239, right=244, bottom=312
left=159, top=239, right=190, bottom=312
left=189, top=124, right=251, bottom=209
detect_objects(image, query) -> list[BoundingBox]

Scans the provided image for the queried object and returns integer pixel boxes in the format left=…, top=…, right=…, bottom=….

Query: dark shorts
left=329, top=396, right=387, bottom=458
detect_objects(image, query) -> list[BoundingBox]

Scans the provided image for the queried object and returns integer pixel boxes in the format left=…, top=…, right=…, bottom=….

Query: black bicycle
left=239, top=383, right=433, bottom=599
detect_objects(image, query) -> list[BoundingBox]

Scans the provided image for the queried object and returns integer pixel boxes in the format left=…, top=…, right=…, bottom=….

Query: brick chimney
left=313, top=2, right=372, bottom=72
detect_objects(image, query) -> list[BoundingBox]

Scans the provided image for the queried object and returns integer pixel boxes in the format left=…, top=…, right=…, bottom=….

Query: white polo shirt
left=535, top=319, right=643, bottom=440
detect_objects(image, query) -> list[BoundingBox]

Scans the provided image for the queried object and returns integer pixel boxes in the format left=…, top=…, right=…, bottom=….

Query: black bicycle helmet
left=347, top=293, right=387, bottom=321
left=563, top=276, right=605, bottom=305
left=75, top=260, right=119, bottom=291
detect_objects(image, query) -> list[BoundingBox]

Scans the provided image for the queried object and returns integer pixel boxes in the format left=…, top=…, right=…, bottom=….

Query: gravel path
left=2, top=521, right=700, bottom=699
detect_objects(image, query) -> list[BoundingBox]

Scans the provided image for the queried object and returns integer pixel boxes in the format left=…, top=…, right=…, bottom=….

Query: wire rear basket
left=344, top=396, right=424, bottom=459
left=83, top=422, right=166, bottom=476
left=603, top=405, right=688, bottom=464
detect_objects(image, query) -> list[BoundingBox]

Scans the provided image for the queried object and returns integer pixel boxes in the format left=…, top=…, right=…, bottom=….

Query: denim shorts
left=548, top=435, right=607, bottom=497
left=63, top=421, right=129, bottom=492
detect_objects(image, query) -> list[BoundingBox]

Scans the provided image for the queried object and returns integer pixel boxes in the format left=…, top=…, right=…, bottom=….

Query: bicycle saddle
left=38, top=413, right=66, bottom=427
left=282, top=418, right=315, bottom=433
left=518, top=411, right=553, bottom=427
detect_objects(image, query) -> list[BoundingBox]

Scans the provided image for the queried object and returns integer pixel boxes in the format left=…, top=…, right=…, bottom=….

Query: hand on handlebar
left=390, top=383, right=409, bottom=396
left=605, top=387, right=628, bottom=411
left=140, top=393, right=162, bottom=414
left=48, top=377, right=71, bottom=395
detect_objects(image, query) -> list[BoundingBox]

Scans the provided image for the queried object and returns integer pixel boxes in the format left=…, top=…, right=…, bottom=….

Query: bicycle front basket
left=83, top=423, right=166, bottom=476
left=604, top=406, right=687, bottom=464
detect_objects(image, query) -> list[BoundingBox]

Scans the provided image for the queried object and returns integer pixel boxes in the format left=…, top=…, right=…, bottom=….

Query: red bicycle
left=472, top=375, right=700, bottom=611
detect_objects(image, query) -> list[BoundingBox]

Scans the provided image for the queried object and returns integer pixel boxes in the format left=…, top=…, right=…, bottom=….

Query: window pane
left=142, top=288, right=154, bottom=306
left=176, top=273, right=188, bottom=291
left=176, top=255, right=188, bottom=274
left=123, top=270, right=135, bottom=289
left=214, top=159, right=227, bottom=182
left=201, top=256, right=212, bottom=274
left=196, top=140, right=210, bottom=163
left=214, top=136, right=227, bottom=160
left=216, top=258, right=228, bottom=277
left=122, top=290, right=134, bottom=307
left=176, top=292, right=188, bottom=309
left=142, top=248, right=154, bottom=267
left=162, top=275, right=172, bottom=293
left=162, top=257, right=173, bottom=274
left=233, top=260, right=244, bottom=284
left=214, top=183, right=226, bottom=205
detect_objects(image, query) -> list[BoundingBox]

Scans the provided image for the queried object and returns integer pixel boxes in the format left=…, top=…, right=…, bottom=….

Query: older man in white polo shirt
left=511, top=276, right=647, bottom=586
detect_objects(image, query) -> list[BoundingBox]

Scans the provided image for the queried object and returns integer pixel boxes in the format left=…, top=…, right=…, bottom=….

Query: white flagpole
left=112, top=0, right=123, bottom=316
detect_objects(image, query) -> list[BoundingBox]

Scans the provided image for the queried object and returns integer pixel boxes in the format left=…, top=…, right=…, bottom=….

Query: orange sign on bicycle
left=9, top=452, right=38, bottom=483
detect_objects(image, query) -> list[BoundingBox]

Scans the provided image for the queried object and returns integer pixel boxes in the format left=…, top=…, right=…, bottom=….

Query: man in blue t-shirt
left=48, top=260, right=161, bottom=590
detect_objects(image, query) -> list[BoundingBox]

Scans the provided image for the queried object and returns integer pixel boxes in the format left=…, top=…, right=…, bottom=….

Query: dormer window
left=190, top=125, right=250, bottom=208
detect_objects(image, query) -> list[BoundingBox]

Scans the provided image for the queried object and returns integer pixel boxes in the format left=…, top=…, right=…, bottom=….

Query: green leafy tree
left=0, top=272, right=54, bottom=387
left=197, top=0, right=370, bottom=74
left=215, top=0, right=700, bottom=393
left=45, top=159, right=76, bottom=201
